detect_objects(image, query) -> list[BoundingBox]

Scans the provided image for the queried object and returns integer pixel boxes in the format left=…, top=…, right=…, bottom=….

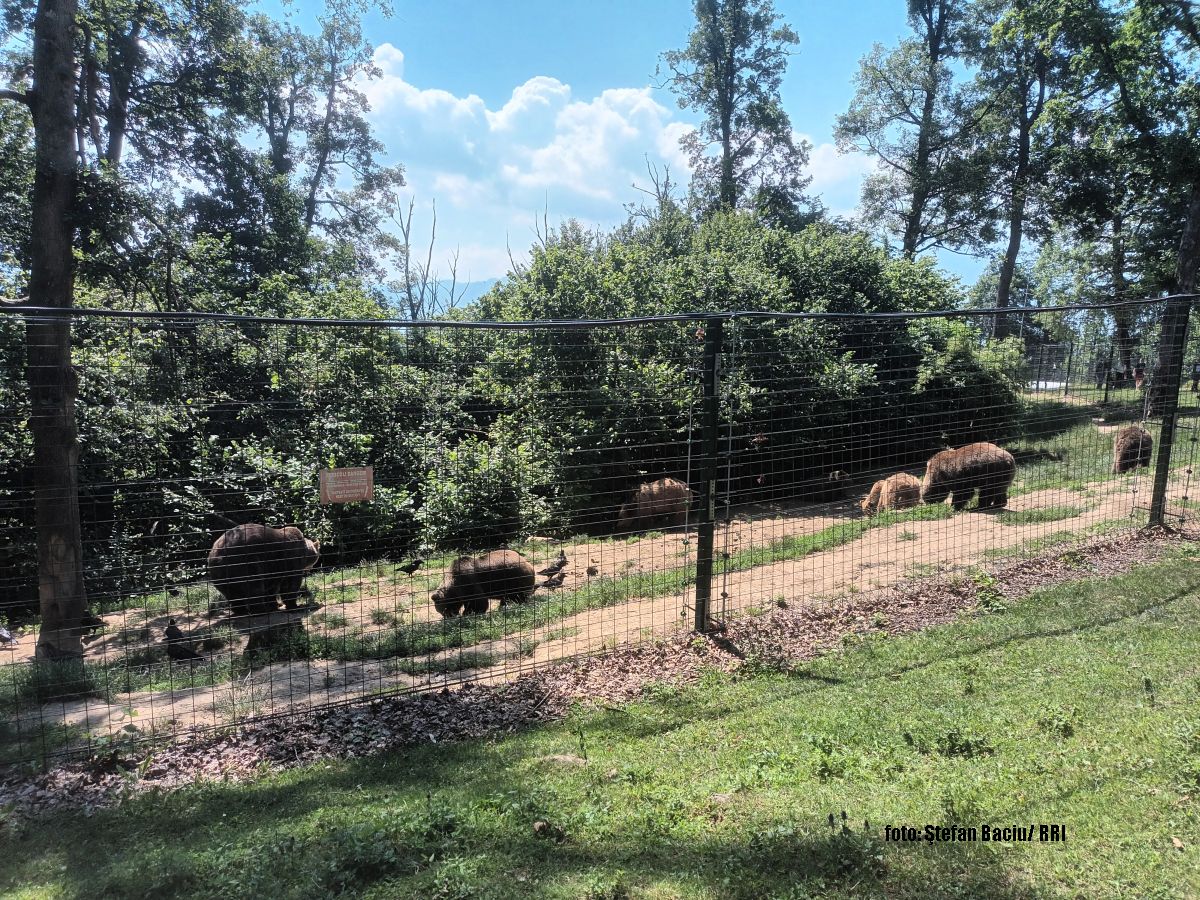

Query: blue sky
left=292, top=0, right=988, bottom=292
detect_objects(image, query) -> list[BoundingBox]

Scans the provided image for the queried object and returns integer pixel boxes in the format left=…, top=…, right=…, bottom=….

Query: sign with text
left=319, top=466, right=375, bottom=505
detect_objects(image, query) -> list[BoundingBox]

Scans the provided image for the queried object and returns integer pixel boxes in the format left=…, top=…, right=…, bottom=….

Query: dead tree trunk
left=28, top=0, right=86, bottom=659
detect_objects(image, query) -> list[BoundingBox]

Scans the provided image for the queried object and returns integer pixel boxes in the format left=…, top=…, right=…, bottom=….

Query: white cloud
left=361, top=50, right=876, bottom=282
left=361, top=45, right=696, bottom=279
left=485, top=76, right=572, bottom=131
left=799, top=134, right=877, bottom=216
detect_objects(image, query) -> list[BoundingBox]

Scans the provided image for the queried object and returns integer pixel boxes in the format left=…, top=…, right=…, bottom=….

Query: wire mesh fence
left=0, top=297, right=1196, bottom=766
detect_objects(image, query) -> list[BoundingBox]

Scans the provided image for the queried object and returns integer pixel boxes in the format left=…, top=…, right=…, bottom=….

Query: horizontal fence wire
left=0, top=298, right=1197, bottom=767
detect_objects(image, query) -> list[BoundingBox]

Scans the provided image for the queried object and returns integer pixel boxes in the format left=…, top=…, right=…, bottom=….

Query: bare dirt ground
left=2, top=461, right=1182, bottom=749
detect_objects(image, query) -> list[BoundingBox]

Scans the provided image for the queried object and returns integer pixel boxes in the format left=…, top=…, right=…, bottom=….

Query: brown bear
left=431, top=550, right=536, bottom=618
left=1111, top=425, right=1153, bottom=474
left=860, top=472, right=922, bottom=515
left=616, top=478, right=693, bottom=533
left=920, top=442, right=1016, bottom=511
left=207, top=524, right=320, bottom=617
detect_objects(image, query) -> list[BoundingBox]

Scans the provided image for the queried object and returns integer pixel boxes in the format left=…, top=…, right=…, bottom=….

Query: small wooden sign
left=319, top=466, right=375, bottom=505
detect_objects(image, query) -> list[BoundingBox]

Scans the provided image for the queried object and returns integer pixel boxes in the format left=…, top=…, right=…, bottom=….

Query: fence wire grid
left=1, top=297, right=1197, bottom=766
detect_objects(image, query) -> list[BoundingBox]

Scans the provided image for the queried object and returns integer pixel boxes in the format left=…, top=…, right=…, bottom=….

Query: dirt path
left=5, top=464, right=1179, bottom=748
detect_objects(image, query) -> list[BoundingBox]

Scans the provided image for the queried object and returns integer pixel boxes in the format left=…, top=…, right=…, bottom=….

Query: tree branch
left=0, top=88, right=32, bottom=107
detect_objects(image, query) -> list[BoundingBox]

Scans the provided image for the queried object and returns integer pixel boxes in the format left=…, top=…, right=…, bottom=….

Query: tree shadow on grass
left=2, top=747, right=1045, bottom=900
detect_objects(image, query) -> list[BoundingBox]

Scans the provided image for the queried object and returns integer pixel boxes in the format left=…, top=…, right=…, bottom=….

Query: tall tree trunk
left=1177, top=180, right=1200, bottom=295
left=995, top=67, right=1045, bottom=339
left=903, top=0, right=945, bottom=259
left=28, top=0, right=86, bottom=659
left=303, top=53, right=338, bottom=233
left=1110, top=211, right=1134, bottom=377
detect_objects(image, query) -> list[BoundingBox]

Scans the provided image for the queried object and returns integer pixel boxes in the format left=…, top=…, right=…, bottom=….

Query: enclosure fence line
left=0, top=295, right=1196, bottom=767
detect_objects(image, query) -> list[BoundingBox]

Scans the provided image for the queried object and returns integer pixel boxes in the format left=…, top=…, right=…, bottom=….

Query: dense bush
left=0, top=211, right=1022, bottom=608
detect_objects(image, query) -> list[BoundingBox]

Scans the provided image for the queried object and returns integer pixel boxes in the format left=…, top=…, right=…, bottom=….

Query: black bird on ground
left=398, top=558, right=424, bottom=576
left=164, top=618, right=204, bottom=661
left=538, top=550, right=568, bottom=577
left=80, top=609, right=105, bottom=638
left=540, top=571, right=567, bottom=590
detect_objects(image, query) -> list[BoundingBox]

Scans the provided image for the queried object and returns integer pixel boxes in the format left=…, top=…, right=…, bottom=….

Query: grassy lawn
left=3, top=549, right=1199, bottom=898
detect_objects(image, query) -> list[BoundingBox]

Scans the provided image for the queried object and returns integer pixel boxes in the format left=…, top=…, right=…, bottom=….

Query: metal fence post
left=693, top=317, right=723, bottom=632
left=1063, top=342, right=1074, bottom=396
left=1149, top=296, right=1193, bottom=525
left=1103, top=342, right=1114, bottom=403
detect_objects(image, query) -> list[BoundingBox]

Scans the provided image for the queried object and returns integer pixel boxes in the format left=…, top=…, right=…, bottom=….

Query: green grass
left=982, top=517, right=1138, bottom=562
left=5, top=549, right=1200, bottom=898
left=1008, top=398, right=1156, bottom=498
left=995, top=505, right=1086, bottom=526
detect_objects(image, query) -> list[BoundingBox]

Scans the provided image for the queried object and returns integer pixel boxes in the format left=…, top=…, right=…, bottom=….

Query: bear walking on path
left=920, top=442, right=1016, bottom=511
left=860, top=472, right=922, bottom=515
left=207, top=524, right=320, bottom=617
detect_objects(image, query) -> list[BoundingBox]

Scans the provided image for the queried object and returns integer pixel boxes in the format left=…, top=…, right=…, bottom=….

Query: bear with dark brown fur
left=860, top=472, right=922, bottom=515
left=617, top=478, right=693, bottom=533
left=920, top=442, right=1016, bottom=511
left=207, top=524, right=320, bottom=617
left=1111, top=425, right=1153, bottom=474
left=431, top=550, right=536, bottom=617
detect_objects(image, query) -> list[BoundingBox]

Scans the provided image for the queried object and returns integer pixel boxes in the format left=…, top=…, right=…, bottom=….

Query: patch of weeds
left=897, top=530, right=919, bottom=542
left=997, top=505, right=1085, bottom=526
left=390, top=650, right=499, bottom=677
left=11, top=660, right=100, bottom=705
left=737, top=649, right=792, bottom=679
left=1171, top=721, right=1200, bottom=791
left=971, top=570, right=1007, bottom=612
left=641, top=682, right=682, bottom=704
left=369, top=608, right=396, bottom=627
left=313, top=612, right=349, bottom=629
left=544, top=626, right=580, bottom=642
left=1036, top=705, right=1079, bottom=740
left=745, top=604, right=764, bottom=617
left=516, top=637, right=540, bottom=657
left=903, top=726, right=994, bottom=759
left=906, top=562, right=941, bottom=578
left=940, top=789, right=988, bottom=826
left=581, top=869, right=632, bottom=900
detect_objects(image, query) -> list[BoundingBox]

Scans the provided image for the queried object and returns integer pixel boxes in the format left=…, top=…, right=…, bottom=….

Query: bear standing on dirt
left=616, top=478, right=693, bottom=533
left=1111, top=425, right=1153, bottom=474
left=207, top=524, right=320, bottom=617
left=920, top=442, right=1016, bottom=511
left=860, top=472, right=922, bottom=515
left=431, top=550, right=536, bottom=618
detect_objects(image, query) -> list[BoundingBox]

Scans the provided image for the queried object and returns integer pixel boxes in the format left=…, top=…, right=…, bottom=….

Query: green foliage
left=417, top=431, right=558, bottom=551
left=661, top=0, right=811, bottom=220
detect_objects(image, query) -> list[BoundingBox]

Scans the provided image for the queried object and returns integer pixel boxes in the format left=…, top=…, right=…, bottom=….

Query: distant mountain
left=455, top=278, right=500, bottom=304
left=380, top=278, right=502, bottom=319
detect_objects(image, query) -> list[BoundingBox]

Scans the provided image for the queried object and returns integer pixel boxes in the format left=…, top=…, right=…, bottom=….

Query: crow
left=398, top=557, right=424, bottom=576
left=586, top=565, right=599, bottom=577
left=164, top=618, right=204, bottom=661
left=0, top=625, right=16, bottom=647
left=80, top=609, right=105, bottom=634
left=538, top=550, right=568, bottom=577
left=540, top=571, right=566, bottom=590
